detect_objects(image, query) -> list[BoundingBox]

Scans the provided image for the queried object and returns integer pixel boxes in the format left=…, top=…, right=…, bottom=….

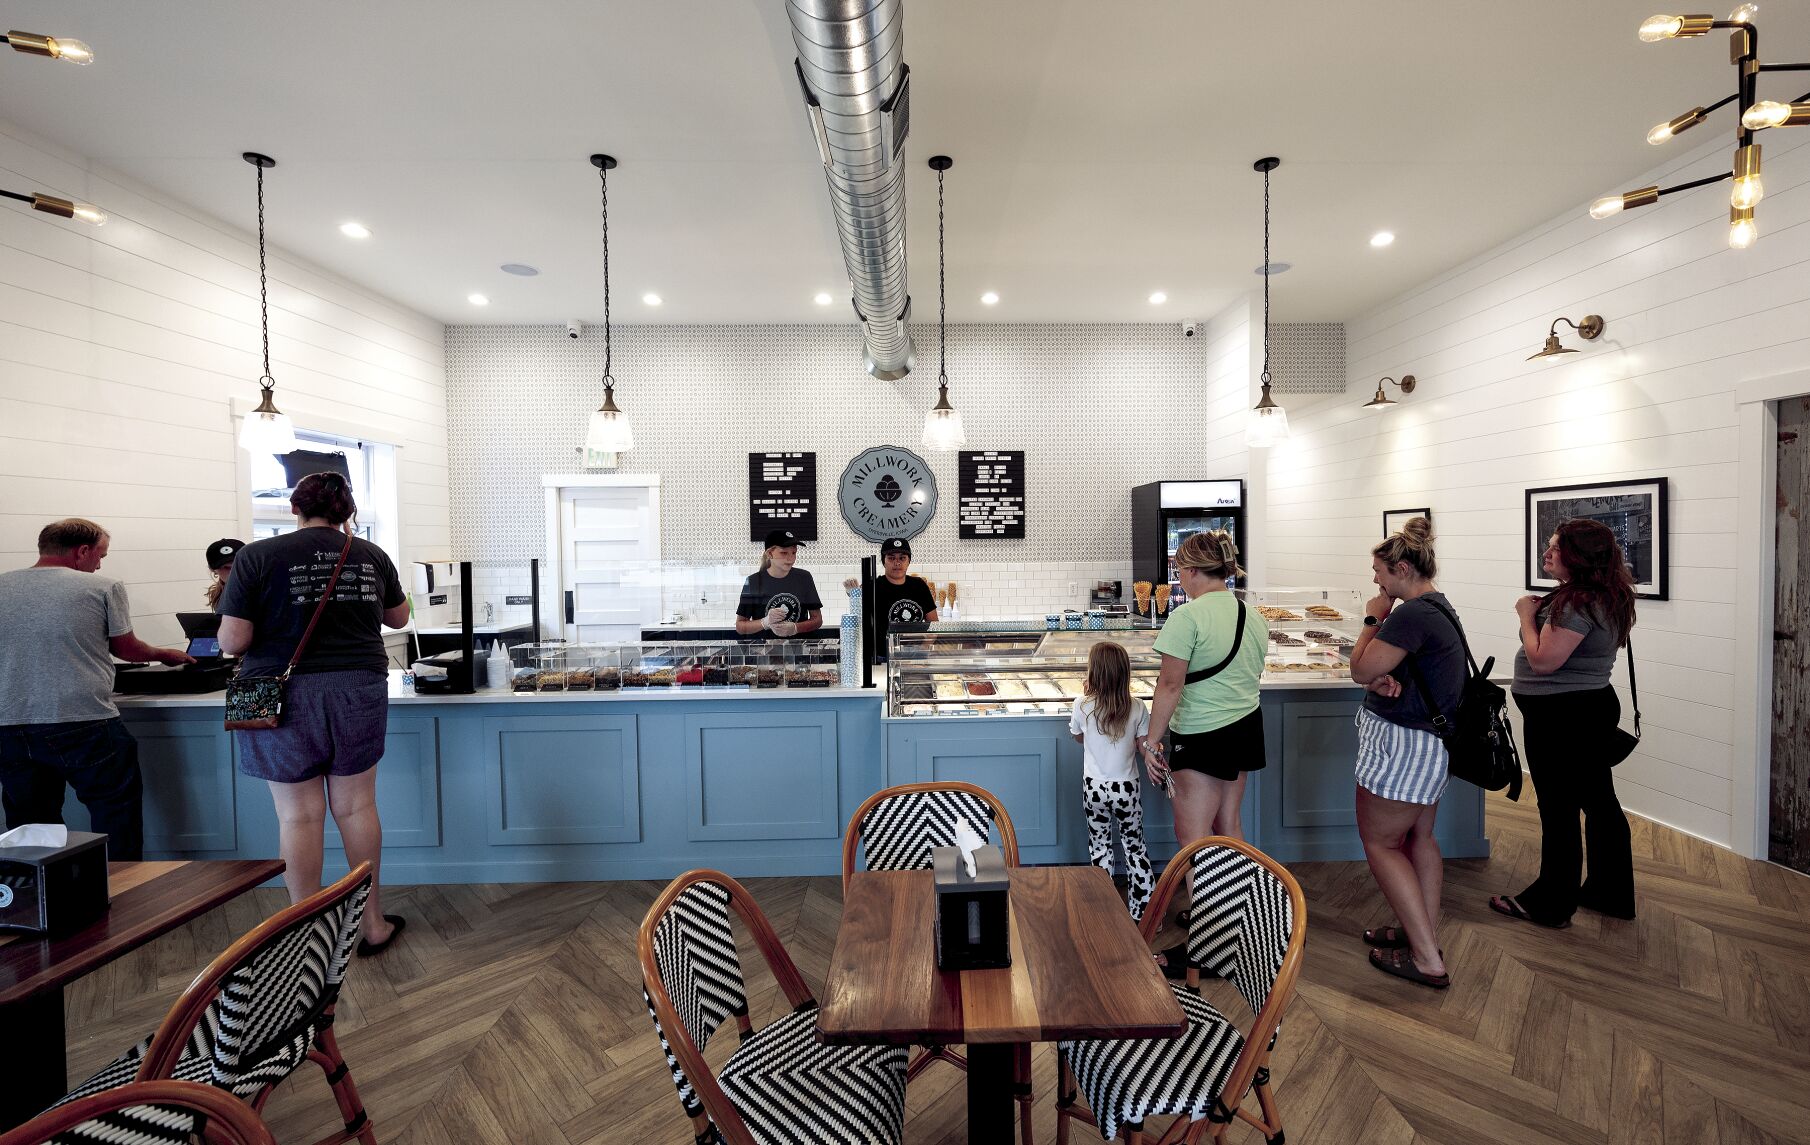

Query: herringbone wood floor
left=56, top=790, right=1810, bottom=1144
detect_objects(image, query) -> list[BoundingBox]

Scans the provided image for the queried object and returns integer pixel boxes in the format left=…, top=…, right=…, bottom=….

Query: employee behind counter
left=846, top=537, right=940, bottom=661
left=734, top=529, right=824, bottom=638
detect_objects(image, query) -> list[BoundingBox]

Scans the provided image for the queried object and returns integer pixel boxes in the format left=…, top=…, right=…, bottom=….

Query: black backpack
left=1397, top=597, right=1523, bottom=801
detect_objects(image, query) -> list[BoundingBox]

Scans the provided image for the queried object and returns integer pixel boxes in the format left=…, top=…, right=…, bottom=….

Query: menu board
left=958, top=450, right=1026, bottom=539
left=748, top=452, right=819, bottom=541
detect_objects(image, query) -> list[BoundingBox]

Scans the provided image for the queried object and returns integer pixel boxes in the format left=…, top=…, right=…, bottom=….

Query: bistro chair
left=639, top=869, right=909, bottom=1145
left=40, top=864, right=377, bottom=1145
left=1055, top=837, right=1306, bottom=1145
left=0, top=1080, right=278, bottom=1145
left=841, top=781, right=1035, bottom=1144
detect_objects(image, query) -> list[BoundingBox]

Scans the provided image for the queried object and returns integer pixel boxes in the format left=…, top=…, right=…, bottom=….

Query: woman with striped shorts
left=1346, top=517, right=1466, bottom=989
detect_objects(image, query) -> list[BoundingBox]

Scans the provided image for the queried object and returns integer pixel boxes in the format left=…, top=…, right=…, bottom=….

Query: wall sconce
left=1362, top=375, right=1416, bottom=411
left=0, top=188, right=107, bottom=225
left=1528, top=315, right=1605, bottom=362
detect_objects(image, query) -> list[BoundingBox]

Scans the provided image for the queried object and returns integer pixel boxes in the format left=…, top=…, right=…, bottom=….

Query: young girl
left=1071, top=640, right=1155, bottom=920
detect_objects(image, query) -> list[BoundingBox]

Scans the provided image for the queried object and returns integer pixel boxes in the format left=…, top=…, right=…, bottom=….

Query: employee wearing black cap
left=735, top=529, right=824, bottom=638
left=202, top=538, right=244, bottom=613
left=869, top=537, right=938, bottom=657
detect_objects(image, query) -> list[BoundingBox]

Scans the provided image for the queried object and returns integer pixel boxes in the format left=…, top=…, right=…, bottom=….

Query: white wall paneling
left=1263, top=128, right=1810, bottom=852
left=0, top=117, right=450, bottom=646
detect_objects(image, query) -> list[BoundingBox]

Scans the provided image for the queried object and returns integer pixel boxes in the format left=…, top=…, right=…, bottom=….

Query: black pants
left=0, top=717, right=144, bottom=862
left=1512, top=688, right=1635, bottom=923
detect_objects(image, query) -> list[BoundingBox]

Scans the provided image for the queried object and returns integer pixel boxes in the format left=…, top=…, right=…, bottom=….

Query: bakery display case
left=1240, top=587, right=1364, bottom=678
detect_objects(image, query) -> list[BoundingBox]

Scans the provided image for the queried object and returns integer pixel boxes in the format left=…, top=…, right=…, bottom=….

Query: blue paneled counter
left=98, top=678, right=1486, bottom=883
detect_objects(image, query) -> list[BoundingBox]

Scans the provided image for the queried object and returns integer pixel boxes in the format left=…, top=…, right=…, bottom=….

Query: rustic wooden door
left=1771, top=396, right=1810, bottom=874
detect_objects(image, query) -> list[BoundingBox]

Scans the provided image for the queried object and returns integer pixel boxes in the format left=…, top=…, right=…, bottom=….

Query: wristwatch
left=1363, top=615, right=1381, bottom=627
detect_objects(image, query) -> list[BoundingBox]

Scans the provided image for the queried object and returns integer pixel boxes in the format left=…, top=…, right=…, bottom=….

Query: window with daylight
left=248, top=429, right=401, bottom=564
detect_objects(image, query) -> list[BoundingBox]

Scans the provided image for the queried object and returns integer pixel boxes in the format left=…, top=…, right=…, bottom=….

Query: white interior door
left=558, top=484, right=660, bottom=643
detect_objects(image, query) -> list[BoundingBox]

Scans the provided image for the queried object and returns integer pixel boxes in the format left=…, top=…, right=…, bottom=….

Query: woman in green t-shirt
left=1142, top=530, right=1270, bottom=846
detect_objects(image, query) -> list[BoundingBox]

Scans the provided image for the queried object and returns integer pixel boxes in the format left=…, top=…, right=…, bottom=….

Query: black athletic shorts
left=1167, top=707, right=1266, bottom=781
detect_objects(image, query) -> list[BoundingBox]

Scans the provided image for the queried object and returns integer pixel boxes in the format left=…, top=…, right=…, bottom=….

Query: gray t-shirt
left=0, top=567, right=134, bottom=725
left=1513, top=596, right=1621, bottom=695
left=1362, top=592, right=1467, bottom=734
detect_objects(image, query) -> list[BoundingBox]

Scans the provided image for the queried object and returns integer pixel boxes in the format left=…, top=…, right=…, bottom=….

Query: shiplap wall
left=1264, top=127, right=1810, bottom=847
left=0, top=117, right=449, bottom=647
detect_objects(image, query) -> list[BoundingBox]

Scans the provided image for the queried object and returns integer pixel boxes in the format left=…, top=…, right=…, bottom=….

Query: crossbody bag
left=224, top=534, right=355, bottom=731
left=1182, top=598, right=1249, bottom=684
left=1603, top=634, right=1643, bottom=765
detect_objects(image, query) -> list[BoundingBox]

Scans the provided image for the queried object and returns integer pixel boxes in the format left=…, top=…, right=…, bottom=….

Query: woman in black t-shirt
left=734, top=529, right=824, bottom=637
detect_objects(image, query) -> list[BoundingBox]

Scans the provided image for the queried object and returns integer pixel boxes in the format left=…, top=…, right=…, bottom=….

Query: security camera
left=1181, top=321, right=1198, bottom=338
left=566, top=320, right=583, bottom=339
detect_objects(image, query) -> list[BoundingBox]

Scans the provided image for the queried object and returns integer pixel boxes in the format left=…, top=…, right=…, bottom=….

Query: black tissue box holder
left=932, top=844, right=1010, bottom=970
left=0, top=830, right=111, bottom=936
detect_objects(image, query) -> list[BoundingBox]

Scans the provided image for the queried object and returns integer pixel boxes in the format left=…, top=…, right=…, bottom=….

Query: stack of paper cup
left=840, top=584, right=863, bottom=686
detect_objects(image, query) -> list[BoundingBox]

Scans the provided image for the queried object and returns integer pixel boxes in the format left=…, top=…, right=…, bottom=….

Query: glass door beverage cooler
left=1130, top=480, right=1247, bottom=614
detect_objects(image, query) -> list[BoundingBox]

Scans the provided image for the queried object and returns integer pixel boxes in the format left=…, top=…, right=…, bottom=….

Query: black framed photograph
left=1382, top=507, right=1431, bottom=539
left=1525, top=477, right=1668, bottom=599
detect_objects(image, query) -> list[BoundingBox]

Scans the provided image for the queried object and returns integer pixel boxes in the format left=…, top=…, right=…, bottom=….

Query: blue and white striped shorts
left=1354, top=708, right=1450, bottom=805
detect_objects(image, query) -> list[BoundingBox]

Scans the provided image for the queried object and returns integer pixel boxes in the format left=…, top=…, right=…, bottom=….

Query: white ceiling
left=2, top=1, right=1802, bottom=325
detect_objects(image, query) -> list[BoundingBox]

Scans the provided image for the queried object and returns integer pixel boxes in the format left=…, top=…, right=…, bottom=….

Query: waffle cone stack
left=1133, top=581, right=1153, bottom=616
left=1154, top=584, right=1172, bottom=616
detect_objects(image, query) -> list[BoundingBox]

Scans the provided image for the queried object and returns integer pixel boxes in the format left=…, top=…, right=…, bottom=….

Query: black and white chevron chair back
left=646, top=880, right=749, bottom=1120
left=1184, top=845, right=1294, bottom=1017
left=859, top=789, right=995, bottom=873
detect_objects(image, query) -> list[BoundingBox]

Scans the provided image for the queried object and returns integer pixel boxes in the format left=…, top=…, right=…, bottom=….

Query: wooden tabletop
left=818, top=865, right=1186, bottom=1046
left=0, top=859, right=284, bottom=1006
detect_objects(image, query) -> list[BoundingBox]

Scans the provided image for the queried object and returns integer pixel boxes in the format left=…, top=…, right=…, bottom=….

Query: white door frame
left=1733, top=368, right=1810, bottom=859
left=541, top=473, right=661, bottom=639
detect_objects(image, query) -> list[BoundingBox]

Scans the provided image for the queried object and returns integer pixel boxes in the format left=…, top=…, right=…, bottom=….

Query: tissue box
left=0, top=830, right=110, bottom=936
left=931, top=844, right=1011, bottom=970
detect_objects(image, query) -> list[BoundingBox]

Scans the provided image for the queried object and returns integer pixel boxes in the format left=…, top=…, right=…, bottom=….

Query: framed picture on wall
left=1382, top=507, right=1431, bottom=539
left=1525, top=477, right=1669, bottom=599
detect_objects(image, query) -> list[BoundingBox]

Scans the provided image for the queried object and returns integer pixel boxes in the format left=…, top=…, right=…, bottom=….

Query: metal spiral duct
left=787, top=0, right=915, bottom=379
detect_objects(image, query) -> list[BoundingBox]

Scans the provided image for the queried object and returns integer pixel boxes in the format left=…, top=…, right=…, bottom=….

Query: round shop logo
left=889, top=599, right=923, bottom=625
left=767, top=592, right=802, bottom=621
left=0, top=883, right=12, bottom=909
left=838, top=445, right=938, bottom=543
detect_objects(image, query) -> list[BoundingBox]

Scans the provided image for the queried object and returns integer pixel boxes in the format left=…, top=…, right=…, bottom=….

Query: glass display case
left=506, top=637, right=839, bottom=692
left=885, top=588, right=1365, bottom=717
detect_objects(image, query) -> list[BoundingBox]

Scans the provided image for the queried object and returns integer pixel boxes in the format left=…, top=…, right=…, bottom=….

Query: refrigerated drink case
left=1130, top=480, right=1247, bottom=614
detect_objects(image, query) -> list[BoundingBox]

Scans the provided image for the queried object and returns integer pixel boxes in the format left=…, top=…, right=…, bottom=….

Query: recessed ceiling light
left=642, top=292, right=663, bottom=306
left=338, top=222, right=371, bottom=239
left=467, top=293, right=489, bottom=306
left=1148, top=291, right=1168, bottom=305
left=1369, top=231, right=1395, bottom=248
left=980, top=291, right=1000, bottom=306
left=500, top=263, right=540, bottom=276
left=814, top=292, right=834, bottom=306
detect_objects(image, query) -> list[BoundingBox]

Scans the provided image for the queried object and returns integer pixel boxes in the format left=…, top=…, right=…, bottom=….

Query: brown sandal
left=1362, top=924, right=1409, bottom=948
left=1368, top=946, right=1450, bottom=990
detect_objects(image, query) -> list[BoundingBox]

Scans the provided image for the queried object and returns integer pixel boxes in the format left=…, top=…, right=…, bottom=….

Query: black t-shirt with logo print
left=219, top=526, right=407, bottom=678
left=735, top=569, right=823, bottom=625
left=870, top=574, right=937, bottom=656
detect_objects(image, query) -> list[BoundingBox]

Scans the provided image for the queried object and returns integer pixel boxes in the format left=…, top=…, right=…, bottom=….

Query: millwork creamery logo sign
left=837, top=445, right=938, bottom=542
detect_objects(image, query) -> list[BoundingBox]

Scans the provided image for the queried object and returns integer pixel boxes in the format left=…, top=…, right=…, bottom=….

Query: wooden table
left=820, top=865, right=1185, bottom=1143
left=0, top=859, right=285, bottom=1131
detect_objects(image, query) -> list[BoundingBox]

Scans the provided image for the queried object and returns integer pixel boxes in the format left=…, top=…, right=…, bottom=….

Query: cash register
left=113, top=612, right=238, bottom=694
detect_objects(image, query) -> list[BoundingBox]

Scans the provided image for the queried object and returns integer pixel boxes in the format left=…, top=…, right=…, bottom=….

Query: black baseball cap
left=881, top=538, right=912, bottom=558
left=205, top=538, right=244, bottom=570
left=762, top=529, right=806, bottom=549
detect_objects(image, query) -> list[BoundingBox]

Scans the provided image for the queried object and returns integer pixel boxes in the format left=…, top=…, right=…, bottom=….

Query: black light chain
left=256, top=162, right=273, bottom=390
left=598, top=162, right=613, bottom=387
left=1260, top=163, right=1271, bottom=390
left=937, top=164, right=947, bottom=385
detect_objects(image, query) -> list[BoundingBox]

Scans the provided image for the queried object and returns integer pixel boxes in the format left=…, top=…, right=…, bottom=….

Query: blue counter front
left=100, top=679, right=1486, bottom=883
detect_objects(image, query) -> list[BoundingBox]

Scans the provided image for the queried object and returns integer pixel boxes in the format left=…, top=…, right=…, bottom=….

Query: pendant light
left=237, top=152, right=298, bottom=456
left=583, top=154, right=634, bottom=455
left=922, top=155, right=966, bottom=451
left=1245, top=157, right=1290, bottom=448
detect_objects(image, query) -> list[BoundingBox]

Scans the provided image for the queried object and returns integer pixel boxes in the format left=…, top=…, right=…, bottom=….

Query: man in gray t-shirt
left=0, top=519, right=191, bottom=861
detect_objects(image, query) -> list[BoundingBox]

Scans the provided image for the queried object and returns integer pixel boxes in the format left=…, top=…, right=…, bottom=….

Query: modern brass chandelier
left=1, top=28, right=107, bottom=227
left=1592, top=5, right=1810, bottom=249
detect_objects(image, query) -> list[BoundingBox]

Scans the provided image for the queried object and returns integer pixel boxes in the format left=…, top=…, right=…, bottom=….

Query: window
left=248, top=430, right=401, bottom=564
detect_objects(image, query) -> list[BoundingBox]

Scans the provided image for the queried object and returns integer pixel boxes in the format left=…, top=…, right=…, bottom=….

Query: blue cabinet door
left=684, top=710, right=841, bottom=841
left=901, top=720, right=1066, bottom=850
left=82, top=717, right=237, bottom=853
left=482, top=714, right=641, bottom=845
left=325, top=716, right=442, bottom=849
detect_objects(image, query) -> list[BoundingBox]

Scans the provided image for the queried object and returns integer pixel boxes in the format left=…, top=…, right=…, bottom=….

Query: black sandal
left=357, top=914, right=407, bottom=957
left=1155, top=943, right=1189, bottom=980
left=1488, top=895, right=1571, bottom=930
left=1368, top=946, right=1450, bottom=990
left=1362, top=924, right=1410, bottom=948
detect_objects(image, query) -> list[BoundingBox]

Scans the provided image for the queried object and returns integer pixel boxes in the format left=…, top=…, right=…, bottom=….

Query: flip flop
left=1368, top=946, right=1450, bottom=990
left=1488, top=895, right=1571, bottom=930
left=357, top=914, right=407, bottom=957
left=1155, top=943, right=1189, bottom=980
left=1362, top=924, right=1410, bottom=948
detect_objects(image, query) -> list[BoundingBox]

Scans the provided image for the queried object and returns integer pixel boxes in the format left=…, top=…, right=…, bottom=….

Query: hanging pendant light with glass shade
left=237, top=152, right=299, bottom=456
left=922, top=155, right=967, bottom=451
left=584, top=154, right=635, bottom=456
left=1245, top=156, right=1291, bottom=448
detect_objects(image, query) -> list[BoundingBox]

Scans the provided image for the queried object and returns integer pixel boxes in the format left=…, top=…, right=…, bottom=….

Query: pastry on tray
left=1256, top=605, right=1303, bottom=621
left=1306, top=604, right=1344, bottom=619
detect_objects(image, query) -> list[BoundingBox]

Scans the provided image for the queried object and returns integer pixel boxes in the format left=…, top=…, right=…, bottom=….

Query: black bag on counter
left=1401, top=598, right=1523, bottom=801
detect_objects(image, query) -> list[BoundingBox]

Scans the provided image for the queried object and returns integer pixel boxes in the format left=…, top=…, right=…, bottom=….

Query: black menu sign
left=748, top=452, right=819, bottom=541
left=959, top=450, right=1026, bottom=539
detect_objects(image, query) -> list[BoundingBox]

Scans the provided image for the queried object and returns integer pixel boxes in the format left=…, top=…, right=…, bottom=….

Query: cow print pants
left=1083, top=776, right=1155, bottom=921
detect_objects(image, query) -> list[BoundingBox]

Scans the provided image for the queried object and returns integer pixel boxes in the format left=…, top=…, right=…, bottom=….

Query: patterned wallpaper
left=445, top=320, right=1340, bottom=572
left=1269, top=322, right=1346, bottom=394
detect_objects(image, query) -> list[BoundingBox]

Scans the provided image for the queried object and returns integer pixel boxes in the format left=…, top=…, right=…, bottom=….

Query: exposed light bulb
left=1729, top=210, right=1758, bottom=249
left=1742, top=100, right=1791, bottom=130
left=1638, top=14, right=1685, bottom=40
left=922, top=405, right=966, bottom=451
left=1589, top=195, right=1625, bottom=219
left=1731, top=175, right=1764, bottom=209
left=1646, top=122, right=1675, bottom=146
left=46, top=36, right=93, bottom=64
left=69, top=202, right=107, bottom=226
left=1727, top=3, right=1758, bottom=23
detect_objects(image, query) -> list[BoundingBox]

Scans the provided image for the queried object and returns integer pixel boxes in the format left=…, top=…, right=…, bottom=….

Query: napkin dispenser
left=0, top=830, right=110, bottom=935
left=931, top=843, right=1010, bottom=970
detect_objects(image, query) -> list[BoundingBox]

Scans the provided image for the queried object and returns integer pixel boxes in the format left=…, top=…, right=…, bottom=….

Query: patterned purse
left=224, top=534, right=355, bottom=732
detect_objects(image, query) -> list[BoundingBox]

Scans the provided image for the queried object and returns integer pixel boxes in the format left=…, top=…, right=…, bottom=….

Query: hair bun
left=1400, top=516, right=1434, bottom=545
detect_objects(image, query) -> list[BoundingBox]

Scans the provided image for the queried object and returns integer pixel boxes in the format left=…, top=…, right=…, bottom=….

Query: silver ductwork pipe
left=787, top=0, right=915, bottom=380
